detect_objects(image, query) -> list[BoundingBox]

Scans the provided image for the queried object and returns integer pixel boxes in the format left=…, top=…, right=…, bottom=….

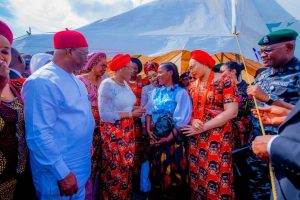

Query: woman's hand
left=147, top=129, right=158, bottom=143
left=132, top=106, right=146, bottom=118
left=153, top=133, right=174, bottom=146
left=251, top=105, right=290, bottom=125
left=0, top=60, right=9, bottom=91
left=181, top=125, right=199, bottom=137
left=191, top=119, right=203, bottom=130
left=181, top=121, right=207, bottom=137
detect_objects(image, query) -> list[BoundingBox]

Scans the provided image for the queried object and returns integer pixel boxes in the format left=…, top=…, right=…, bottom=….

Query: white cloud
left=1, top=0, right=154, bottom=37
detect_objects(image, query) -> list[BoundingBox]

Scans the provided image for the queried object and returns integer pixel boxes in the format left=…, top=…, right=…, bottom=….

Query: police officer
left=246, top=29, right=300, bottom=199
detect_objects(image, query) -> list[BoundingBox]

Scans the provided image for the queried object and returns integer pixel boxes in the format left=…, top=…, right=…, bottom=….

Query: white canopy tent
left=13, top=0, right=300, bottom=62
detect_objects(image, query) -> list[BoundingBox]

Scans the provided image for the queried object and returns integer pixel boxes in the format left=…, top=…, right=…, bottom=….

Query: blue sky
left=0, top=0, right=154, bottom=38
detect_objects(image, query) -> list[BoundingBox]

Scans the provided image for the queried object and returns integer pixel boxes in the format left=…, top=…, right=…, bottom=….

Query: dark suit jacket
left=270, top=100, right=300, bottom=200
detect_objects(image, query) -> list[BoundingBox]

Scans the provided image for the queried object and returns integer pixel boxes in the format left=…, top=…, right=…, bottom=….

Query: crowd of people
left=1, top=18, right=300, bottom=200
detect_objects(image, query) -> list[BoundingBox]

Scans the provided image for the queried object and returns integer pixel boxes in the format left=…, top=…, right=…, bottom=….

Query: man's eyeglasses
left=257, top=45, right=285, bottom=56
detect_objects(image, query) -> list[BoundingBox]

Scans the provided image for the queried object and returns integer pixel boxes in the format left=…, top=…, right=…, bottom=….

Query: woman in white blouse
left=98, top=54, right=145, bottom=200
left=146, top=62, right=192, bottom=199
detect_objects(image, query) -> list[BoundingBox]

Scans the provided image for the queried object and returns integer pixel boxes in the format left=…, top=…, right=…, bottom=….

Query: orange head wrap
left=190, top=50, right=215, bottom=68
left=109, top=54, right=131, bottom=71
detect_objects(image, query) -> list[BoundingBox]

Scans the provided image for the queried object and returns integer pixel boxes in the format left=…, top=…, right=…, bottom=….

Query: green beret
left=258, top=29, right=298, bottom=45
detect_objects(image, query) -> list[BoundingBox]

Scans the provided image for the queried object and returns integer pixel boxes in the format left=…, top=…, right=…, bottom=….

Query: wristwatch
left=266, top=95, right=277, bottom=105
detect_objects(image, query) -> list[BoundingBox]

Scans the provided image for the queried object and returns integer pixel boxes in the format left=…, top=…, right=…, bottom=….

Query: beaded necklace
left=192, top=71, right=215, bottom=121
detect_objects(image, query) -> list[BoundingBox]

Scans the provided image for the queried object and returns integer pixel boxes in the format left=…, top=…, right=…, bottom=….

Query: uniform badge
left=256, top=69, right=268, bottom=82
left=263, top=36, right=269, bottom=44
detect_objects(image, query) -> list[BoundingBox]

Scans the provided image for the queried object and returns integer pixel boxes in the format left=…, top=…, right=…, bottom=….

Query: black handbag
left=154, top=113, right=174, bottom=138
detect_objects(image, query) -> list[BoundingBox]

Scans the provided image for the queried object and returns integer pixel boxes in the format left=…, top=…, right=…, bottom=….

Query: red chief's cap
left=0, top=20, right=13, bottom=45
left=190, top=50, right=215, bottom=68
left=53, top=29, right=88, bottom=49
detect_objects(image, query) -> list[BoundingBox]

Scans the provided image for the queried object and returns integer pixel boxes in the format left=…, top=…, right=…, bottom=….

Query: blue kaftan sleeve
left=173, top=88, right=192, bottom=127
left=21, top=78, right=70, bottom=180
left=146, top=87, right=157, bottom=115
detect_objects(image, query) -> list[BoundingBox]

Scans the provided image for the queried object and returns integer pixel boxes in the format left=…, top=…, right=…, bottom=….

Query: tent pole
left=231, top=0, right=237, bottom=34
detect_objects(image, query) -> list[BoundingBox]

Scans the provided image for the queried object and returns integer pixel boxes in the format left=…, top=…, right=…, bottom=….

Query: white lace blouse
left=98, top=78, right=136, bottom=123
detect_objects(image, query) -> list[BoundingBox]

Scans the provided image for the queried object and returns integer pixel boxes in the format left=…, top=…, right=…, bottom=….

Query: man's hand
left=252, top=135, right=274, bottom=163
left=247, top=85, right=269, bottom=102
left=58, top=172, right=78, bottom=196
left=251, top=105, right=290, bottom=125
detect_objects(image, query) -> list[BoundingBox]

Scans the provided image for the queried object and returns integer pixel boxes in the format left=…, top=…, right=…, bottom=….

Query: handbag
left=153, top=113, right=174, bottom=138
left=154, top=113, right=185, bottom=142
